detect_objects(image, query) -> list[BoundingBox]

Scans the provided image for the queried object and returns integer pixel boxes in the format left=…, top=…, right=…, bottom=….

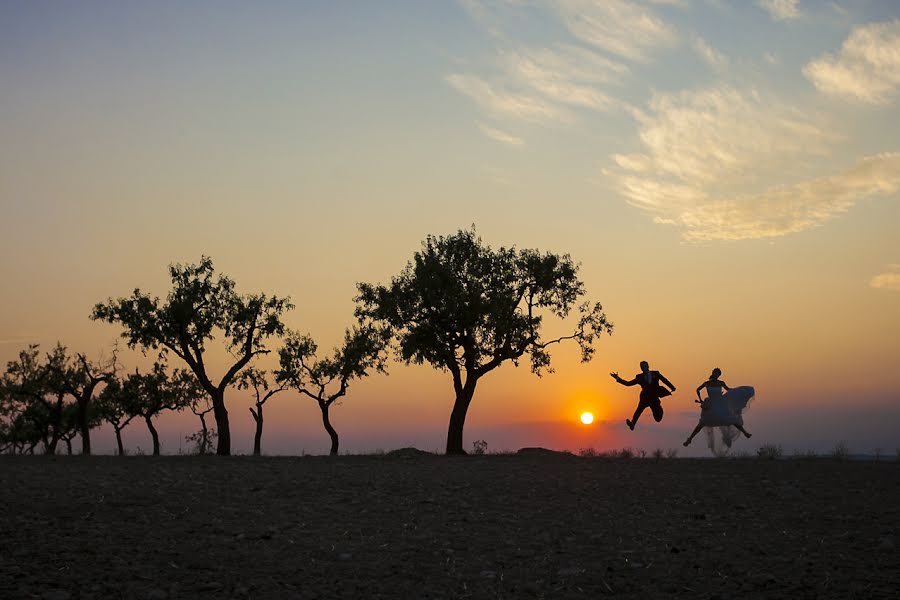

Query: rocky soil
left=1, top=452, right=898, bottom=599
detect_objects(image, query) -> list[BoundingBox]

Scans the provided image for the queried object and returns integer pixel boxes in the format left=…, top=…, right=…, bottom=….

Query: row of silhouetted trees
left=1, top=228, right=613, bottom=456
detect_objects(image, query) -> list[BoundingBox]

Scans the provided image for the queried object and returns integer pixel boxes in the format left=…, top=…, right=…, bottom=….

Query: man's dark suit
left=618, top=370, right=674, bottom=423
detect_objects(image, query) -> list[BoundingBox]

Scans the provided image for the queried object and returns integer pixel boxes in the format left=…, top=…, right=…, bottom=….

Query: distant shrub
left=185, top=429, right=217, bottom=455
left=793, top=448, right=817, bottom=460
left=617, top=447, right=635, bottom=459
left=652, top=448, right=665, bottom=460
left=874, top=448, right=882, bottom=462
left=665, top=448, right=678, bottom=459
left=578, top=447, right=598, bottom=458
left=472, top=439, right=488, bottom=455
left=831, top=441, right=850, bottom=461
left=756, top=443, right=783, bottom=460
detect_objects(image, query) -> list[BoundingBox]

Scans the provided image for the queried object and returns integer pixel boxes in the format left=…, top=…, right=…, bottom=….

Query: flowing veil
left=704, top=386, right=755, bottom=456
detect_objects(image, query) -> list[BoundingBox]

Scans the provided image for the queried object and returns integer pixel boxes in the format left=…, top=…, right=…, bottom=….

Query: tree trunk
left=144, top=415, right=160, bottom=456
left=211, top=391, right=230, bottom=456
left=198, top=413, right=209, bottom=456
left=320, top=403, right=339, bottom=456
left=78, top=396, right=92, bottom=455
left=65, top=438, right=73, bottom=455
left=446, top=378, right=477, bottom=455
left=251, top=405, right=263, bottom=456
left=115, top=427, right=125, bottom=456
left=45, top=435, right=59, bottom=455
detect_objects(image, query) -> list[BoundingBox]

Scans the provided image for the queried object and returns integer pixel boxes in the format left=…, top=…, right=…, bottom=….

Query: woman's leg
left=683, top=423, right=704, bottom=446
left=734, top=424, right=752, bottom=438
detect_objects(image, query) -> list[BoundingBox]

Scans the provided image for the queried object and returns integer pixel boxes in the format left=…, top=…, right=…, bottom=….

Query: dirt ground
left=1, top=452, right=898, bottom=600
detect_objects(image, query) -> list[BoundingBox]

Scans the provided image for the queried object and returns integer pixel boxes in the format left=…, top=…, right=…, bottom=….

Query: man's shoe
left=625, top=419, right=634, bottom=431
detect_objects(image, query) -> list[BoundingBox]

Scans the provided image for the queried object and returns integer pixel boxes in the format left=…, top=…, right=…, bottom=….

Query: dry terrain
left=1, top=452, right=898, bottom=599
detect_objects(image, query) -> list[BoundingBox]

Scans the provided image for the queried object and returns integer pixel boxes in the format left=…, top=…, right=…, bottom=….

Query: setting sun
left=580, top=412, right=594, bottom=425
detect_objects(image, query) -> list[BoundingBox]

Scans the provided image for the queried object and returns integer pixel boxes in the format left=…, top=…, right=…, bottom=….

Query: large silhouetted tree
left=236, top=367, right=287, bottom=456
left=355, top=228, right=613, bottom=454
left=92, top=256, right=293, bottom=455
left=277, top=324, right=389, bottom=455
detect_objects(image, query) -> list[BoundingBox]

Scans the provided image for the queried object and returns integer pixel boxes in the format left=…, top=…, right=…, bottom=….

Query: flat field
left=1, top=453, right=898, bottom=599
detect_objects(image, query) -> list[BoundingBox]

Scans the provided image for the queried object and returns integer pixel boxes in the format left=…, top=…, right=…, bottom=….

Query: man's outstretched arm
left=610, top=372, right=638, bottom=386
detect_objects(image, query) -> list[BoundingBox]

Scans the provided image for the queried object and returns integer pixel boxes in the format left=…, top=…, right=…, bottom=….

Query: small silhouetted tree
left=0, top=375, right=43, bottom=454
left=61, top=350, right=118, bottom=455
left=122, top=362, right=192, bottom=456
left=92, top=256, right=293, bottom=455
left=277, top=324, right=390, bottom=455
left=95, top=376, right=137, bottom=456
left=182, top=370, right=215, bottom=455
left=355, top=228, right=613, bottom=454
left=58, top=403, right=81, bottom=455
left=1, top=344, right=76, bottom=454
left=235, top=366, right=287, bottom=456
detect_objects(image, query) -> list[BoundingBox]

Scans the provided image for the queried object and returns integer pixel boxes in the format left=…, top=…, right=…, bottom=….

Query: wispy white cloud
left=608, top=85, right=900, bottom=240
left=478, top=122, right=525, bottom=146
left=446, top=74, right=571, bottom=123
left=803, top=20, right=900, bottom=105
left=552, top=0, right=678, bottom=62
left=870, top=269, right=900, bottom=292
left=691, top=35, right=729, bottom=71
left=650, top=153, right=900, bottom=241
left=501, top=45, right=627, bottom=111
left=763, top=51, right=781, bottom=65
left=0, top=337, right=36, bottom=346
left=757, top=0, right=800, bottom=21
left=614, top=85, right=833, bottom=186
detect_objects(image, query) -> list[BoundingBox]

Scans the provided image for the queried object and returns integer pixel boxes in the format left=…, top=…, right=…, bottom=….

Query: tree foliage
left=276, top=323, right=390, bottom=455
left=117, top=361, right=196, bottom=455
left=91, top=256, right=293, bottom=455
left=355, top=228, right=613, bottom=454
left=0, top=344, right=80, bottom=454
left=235, top=366, right=287, bottom=456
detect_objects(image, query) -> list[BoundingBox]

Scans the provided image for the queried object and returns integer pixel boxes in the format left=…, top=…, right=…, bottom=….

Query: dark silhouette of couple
left=610, top=362, right=754, bottom=446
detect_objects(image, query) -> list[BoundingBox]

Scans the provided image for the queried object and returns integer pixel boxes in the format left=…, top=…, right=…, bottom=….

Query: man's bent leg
left=629, top=401, right=648, bottom=428
left=650, top=400, right=664, bottom=422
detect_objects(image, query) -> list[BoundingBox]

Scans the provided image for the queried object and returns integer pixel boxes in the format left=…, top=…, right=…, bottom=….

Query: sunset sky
left=2, top=1, right=899, bottom=456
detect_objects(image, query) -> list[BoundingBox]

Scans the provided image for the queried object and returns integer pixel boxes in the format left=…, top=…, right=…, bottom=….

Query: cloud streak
left=691, top=35, right=729, bottom=71
left=804, top=20, right=900, bottom=105
left=870, top=270, right=900, bottom=292
left=478, top=122, right=525, bottom=146
left=671, top=153, right=900, bottom=241
left=614, top=85, right=833, bottom=186
left=610, top=84, right=900, bottom=240
left=757, top=0, right=800, bottom=21
left=500, top=45, right=627, bottom=112
left=553, top=0, right=678, bottom=62
left=446, top=74, right=571, bottom=123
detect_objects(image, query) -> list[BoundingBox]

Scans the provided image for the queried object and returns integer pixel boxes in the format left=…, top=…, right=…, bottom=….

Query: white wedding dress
left=700, top=384, right=754, bottom=453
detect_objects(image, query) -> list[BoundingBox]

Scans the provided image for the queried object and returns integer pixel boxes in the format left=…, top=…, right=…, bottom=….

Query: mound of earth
left=516, top=447, right=576, bottom=457
left=383, top=447, right=435, bottom=459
